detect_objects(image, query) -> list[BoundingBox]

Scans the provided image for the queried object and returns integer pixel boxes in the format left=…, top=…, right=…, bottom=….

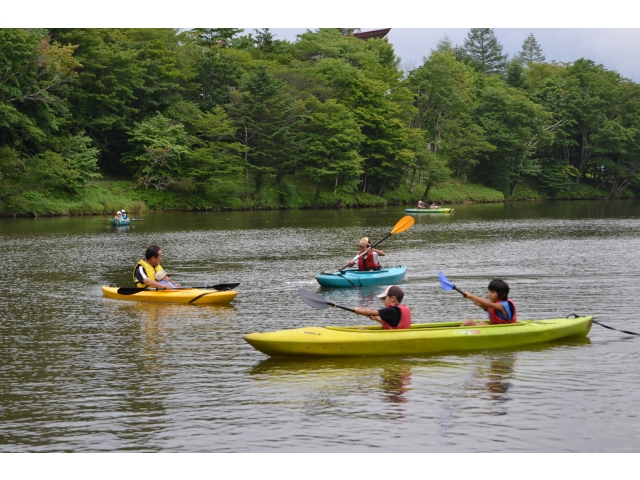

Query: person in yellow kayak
left=460, top=279, right=517, bottom=326
left=155, top=270, right=179, bottom=288
left=133, top=245, right=181, bottom=290
left=354, top=285, right=411, bottom=330
left=347, top=237, right=385, bottom=271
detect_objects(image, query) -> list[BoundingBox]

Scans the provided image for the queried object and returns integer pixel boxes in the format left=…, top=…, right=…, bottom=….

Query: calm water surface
left=1, top=201, right=640, bottom=452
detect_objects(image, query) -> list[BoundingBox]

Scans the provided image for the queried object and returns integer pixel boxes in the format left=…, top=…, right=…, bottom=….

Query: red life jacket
left=382, top=303, right=412, bottom=330
left=488, top=299, right=517, bottom=324
left=357, top=251, right=381, bottom=271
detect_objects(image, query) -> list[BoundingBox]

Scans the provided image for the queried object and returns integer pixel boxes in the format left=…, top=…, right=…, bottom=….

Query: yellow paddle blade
left=391, top=215, right=415, bottom=234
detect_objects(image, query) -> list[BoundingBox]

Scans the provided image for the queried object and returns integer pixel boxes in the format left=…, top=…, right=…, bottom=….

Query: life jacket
left=488, top=299, right=517, bottom=324
left=382, top=303, right=412, bottom=330
left=357, top=251, right=381, bottom=271
left=133, top=259, right=163, bottom=288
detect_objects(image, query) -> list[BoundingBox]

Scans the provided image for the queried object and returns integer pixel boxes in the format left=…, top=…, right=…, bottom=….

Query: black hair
left=488, top=279, right=509, bottom=300
left=386, top=285, right=404, bottom=303
left=145, top=245, right=161, bottom=260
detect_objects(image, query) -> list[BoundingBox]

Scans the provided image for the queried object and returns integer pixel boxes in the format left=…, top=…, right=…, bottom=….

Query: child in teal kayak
left=460, top=279, right=517, bottom=326
left=347, top=237, right=385, bottom=271
left=354, top=285, right=411, bottom=330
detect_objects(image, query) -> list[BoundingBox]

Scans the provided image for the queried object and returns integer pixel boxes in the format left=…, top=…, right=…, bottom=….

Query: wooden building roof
left=353, top=28, right=391, bottom=40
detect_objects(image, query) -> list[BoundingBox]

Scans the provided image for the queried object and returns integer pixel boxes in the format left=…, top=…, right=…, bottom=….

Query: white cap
left=121, top=209, right=126, bottom=212
left=155, top=271, right=168, bottom=281
left=116, top=211, right=121, bottom=214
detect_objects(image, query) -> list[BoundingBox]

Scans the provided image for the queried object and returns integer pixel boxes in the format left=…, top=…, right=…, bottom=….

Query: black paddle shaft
left=116, top=283, right=239, bottom=295
left=298, top=288, right=356, bottom=313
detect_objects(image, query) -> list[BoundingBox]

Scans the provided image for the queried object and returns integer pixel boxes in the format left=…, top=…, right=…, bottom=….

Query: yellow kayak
left=244, top=316, right=593, bottom=357
left=101, top=286, right=237, bottom=305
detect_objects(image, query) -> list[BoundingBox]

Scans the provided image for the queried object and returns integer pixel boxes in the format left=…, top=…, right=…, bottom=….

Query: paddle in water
left=298, top=288, right=356, bottom=313
left=117, top=283, right=240, bottom=295
left=338, top=215, right=415, bottom=271
left=438, top=272, right=466, bottom=296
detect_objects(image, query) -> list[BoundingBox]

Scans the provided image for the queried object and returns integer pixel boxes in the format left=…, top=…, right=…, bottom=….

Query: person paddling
left=133, top=245, right=181, bottom=290
left=121, top=209, right=128, bottom=220
left=354, top=285, right=411, bottom=330
left=347, top=237, right=385, bottom=271
left=460, top=279, right=516, bottom=326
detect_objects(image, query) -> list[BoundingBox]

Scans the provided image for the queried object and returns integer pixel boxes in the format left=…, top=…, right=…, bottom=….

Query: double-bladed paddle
left=298, top=288, right=356, bottom=313
left=116, top=283, right=240, bottom=295
left=438, top=272, right=466, bottom=296
left=338, top=215, right=415, bottom=271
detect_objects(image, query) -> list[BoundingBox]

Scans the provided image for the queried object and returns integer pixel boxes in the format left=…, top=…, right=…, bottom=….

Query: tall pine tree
left=518, top=33, right=546, bottom=63
left=462, top=28, right=507, bottom=75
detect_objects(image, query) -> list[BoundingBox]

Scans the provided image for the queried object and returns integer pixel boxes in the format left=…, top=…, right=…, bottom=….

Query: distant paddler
left=133, top=245, right=182, bottom=290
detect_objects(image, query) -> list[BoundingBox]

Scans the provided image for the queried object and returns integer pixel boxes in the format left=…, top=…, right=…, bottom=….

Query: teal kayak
left=315, top=266, right=407, bottom=288
left=405, top=208, right=454, bottom=214
left=110, top=218, right=131, bottom=226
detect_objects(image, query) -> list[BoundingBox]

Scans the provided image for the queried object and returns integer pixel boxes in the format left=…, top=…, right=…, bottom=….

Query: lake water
left=1, top=201, right=640, bottom=452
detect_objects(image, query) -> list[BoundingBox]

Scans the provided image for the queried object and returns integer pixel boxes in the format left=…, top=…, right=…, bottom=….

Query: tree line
left=2, top=28, right=639, bottom=213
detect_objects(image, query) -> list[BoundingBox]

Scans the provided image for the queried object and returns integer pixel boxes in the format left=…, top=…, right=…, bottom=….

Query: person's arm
left=462, top=292, right=507, bottom=315
left=143, top=277, right=174, bottom=290
left=354, top=307, right=383, bottom=324
left=371, top=247, right=385, bottom=257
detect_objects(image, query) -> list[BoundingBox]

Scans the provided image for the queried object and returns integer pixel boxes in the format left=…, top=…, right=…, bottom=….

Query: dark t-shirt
left=378, top=305, right=402, bottom=328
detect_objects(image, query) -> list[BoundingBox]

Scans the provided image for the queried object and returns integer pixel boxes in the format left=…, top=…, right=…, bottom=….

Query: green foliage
left=3, top=27, right=640, bottom=216
left=123, top=113, right=190, bottom=189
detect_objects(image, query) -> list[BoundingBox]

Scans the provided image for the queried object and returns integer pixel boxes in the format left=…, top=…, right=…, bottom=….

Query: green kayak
left=405, top=208, right=454, bottom=214
left=244, top=316, right=594, bottom=357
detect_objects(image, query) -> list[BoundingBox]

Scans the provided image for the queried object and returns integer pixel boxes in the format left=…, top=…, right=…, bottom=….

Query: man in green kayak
left=354, top=285, right=411, bottom=330
left=133, top=245, right=181, bottom=290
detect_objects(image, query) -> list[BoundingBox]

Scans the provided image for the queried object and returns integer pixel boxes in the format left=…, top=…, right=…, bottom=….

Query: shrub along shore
left=1, top=178, right=632, bottom=218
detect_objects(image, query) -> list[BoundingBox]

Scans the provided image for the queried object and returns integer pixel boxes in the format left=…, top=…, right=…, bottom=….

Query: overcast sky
left=267, top=28, right=640, bottom=82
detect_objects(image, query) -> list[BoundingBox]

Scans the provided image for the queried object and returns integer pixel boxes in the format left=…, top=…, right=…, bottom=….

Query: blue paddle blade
left=438, top=272, right=455, bottom=292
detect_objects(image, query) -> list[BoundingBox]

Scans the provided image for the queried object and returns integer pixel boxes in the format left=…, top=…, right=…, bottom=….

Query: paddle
left=338, top=215, right=415, bottom=271
left=298, top=288, right=356, bottom=313
left=438, top=272, right=466, bottom=296
left=116, top=282, right=240, bottom=295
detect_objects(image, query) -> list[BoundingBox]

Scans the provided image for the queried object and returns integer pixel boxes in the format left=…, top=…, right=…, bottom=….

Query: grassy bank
left=1, top=176, right=635, bottom=217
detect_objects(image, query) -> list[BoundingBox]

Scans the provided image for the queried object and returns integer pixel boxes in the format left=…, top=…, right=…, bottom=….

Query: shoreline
left=1, top=195, right=633, bottom=219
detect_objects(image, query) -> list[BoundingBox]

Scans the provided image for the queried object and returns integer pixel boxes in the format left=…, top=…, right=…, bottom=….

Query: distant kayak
left=244, top=316, right=594, bottom=357
left=316, top=266, right=406, bottom=288
left=110, top=218, right=131, bottom=226
left=101, top=286, right=237, bottom=304
left=405, top=208, right=454, bottom=214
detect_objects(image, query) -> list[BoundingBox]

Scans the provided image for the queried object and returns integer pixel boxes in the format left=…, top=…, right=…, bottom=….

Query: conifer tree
left=462, top=28, right=507, bottom=75
left=434, top=34, right=453, bottom=52
left=518, top=33, right=546, bottom=63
